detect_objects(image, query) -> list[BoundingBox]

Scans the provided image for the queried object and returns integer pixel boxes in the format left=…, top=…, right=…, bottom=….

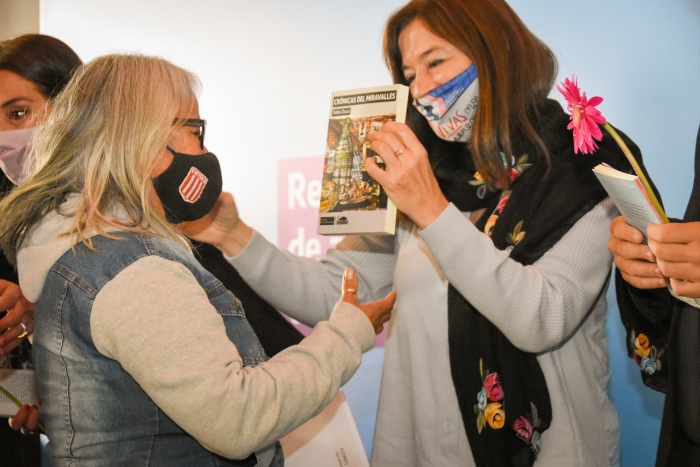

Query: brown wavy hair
left=384, top=0, right=558, bottom=185
left=0, top=34, right=82, bottom=100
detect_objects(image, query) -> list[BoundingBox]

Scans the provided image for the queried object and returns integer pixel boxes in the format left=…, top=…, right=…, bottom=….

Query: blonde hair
left=0, top=53, right=200, bottom=263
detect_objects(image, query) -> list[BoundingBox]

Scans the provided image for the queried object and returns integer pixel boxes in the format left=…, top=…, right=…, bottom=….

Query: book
left=592, top=163, right=669, bottom=242
left=593, top=164, right=700, bottom=308
left=0, top=369, right=39, bottom=417
left=317, top=84, right=410, bottom=235
left=280, top=390, right=369, bottom=467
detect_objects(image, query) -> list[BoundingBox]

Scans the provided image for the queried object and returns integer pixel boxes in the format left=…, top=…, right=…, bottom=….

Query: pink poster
left=278, top=156, right=342, bottom=260
left=278, top=156, right=386, bottom=346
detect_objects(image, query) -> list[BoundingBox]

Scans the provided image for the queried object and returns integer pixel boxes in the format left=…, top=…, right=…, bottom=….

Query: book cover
left=317, top=84, right=410, bottom=235
left=592, top=163, right=669, bottom=242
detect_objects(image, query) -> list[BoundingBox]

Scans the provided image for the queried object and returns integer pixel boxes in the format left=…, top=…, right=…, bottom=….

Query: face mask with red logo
left=152, top=146, right=223, bottom=224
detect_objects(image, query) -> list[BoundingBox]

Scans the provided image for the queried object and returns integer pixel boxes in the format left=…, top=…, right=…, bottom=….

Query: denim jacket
left=33, top=232, right=283, bottom=466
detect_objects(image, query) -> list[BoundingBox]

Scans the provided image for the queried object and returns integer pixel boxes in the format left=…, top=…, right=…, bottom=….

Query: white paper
left=0, top=369, right=39, bottom=417
left=280, top=391, right=369, bottom=467
left=668, top=286, right=700, bottom=308
left=592, top=163, right=667, bottom=242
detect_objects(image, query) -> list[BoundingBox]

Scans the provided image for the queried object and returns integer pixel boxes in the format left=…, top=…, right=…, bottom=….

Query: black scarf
left=411, top=100, right=644, bottom=466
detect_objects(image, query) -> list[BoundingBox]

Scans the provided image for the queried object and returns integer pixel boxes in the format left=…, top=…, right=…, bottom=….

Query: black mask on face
left=152, top=146, right=223, bottom=224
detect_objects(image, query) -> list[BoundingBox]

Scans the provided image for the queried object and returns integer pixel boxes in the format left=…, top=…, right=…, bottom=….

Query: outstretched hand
left=340, top=268, right=395, bottom=335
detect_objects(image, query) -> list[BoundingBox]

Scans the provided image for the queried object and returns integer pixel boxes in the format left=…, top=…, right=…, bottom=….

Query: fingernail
left=344, top=269, right=355, bottom=280
left=7, top=417, right=14, bottom=428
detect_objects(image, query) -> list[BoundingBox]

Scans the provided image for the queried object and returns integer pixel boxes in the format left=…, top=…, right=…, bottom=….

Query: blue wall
left=505, top=2, right=698, bottom=465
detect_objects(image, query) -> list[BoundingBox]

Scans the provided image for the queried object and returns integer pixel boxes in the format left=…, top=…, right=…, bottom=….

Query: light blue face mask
left=412, top=63, right=479, bottom=143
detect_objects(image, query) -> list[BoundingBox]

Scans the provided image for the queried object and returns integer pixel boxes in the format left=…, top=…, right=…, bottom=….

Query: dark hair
left=384, top=0, right=558, bottom=184
left=0, top=34, right=82, bottom=101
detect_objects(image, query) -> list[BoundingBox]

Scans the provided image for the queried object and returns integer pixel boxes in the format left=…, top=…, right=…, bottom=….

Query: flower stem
left=0, top=383, right=23, bottom=407
left=603, top=123, right=668, bottom=222
left=0, top=383, right=45, bottom=433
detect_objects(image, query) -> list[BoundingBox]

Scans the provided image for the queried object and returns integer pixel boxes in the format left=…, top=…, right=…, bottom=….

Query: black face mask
left=152, top=146, right=223, bottom=224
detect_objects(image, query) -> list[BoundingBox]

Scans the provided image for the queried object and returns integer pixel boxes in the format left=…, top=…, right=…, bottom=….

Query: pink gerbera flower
left=557, top=76, right=606, bottom=154
left=557, top=73, right=666, bottom=222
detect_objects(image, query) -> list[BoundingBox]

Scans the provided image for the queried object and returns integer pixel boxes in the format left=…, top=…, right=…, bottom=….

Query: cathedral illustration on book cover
left=318, top=84, right=409, bottom=235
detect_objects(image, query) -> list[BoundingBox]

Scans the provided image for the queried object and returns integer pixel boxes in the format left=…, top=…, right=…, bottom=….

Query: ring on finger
left=394, top=148, right=404, bottom=157
left=17, top=322, right=28, bottom=339
left=346, top=288, right=357, bottom=294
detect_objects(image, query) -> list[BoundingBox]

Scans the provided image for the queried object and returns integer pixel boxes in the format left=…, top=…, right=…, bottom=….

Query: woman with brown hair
left=0, top=33, right=81, bottom=467
left=0, top=33, right=81, bottom=356
left=187, top=0, right=654, bottom=465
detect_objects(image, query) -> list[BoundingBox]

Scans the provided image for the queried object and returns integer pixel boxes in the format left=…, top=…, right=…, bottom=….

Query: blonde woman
left=0, top=53, right=394, bottom=466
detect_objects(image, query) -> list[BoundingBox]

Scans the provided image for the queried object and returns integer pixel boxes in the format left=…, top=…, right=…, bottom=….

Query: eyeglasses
left=173, top=118, right=207, bottom=149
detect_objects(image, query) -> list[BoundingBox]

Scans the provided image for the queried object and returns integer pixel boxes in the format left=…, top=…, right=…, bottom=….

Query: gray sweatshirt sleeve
left=90, top=255, right=375, bottom=460
left=419, top=199, right=617, bottom=353
left=228, top=231, right=397, bottom=326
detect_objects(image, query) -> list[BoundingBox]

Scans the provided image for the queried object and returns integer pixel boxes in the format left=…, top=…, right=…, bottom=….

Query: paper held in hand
left=0, top=369, right=39, bottom=417
left=317, top=84, right=410, bottom=236
left=592, top=163, right=668, bottom=242
left=280, top=390, right=369, bottom=467
left=593, top=164, right=700, bottom=308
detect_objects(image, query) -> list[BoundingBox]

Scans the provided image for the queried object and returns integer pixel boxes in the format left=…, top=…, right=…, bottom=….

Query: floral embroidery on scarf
left=474, top=358, right=506, bottom=433
left=469, top=170, right=496, bottom=200
left=514, top=402, right=543, bottom=456
left=484, top=191, right=511, bottom=236
left=510, top=154, right=533, bottom=180
left=507, top=220, right=526, bottom=247
left=469, top=153, right=532, bottom=199
left=477, top=154, right=532, bottom=241
left=631, top=331, right=664, bottom=375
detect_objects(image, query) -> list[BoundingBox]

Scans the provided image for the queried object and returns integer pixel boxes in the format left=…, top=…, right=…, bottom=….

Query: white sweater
left=230, top=200, right=621, bottom=466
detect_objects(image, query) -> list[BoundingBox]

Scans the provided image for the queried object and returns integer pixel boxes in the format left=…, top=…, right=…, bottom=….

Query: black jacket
left=616, top=125, right=700, bottom=467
